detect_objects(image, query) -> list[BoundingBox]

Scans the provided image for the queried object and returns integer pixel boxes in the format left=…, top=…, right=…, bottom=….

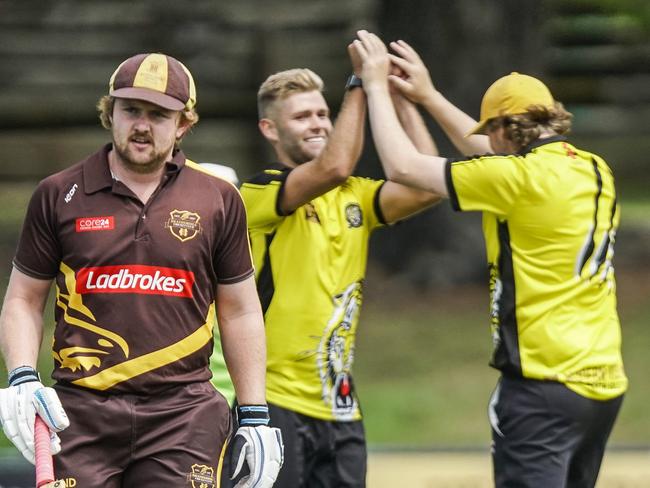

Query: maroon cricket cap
left=108, top=53, right=197, bottom=111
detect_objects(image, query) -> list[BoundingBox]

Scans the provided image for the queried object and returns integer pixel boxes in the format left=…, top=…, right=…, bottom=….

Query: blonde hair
left=257, top=68, right=324, bottom=119
left=489, top=102, right=573, bottom=150
left=96, top=95, right=199, bottom=144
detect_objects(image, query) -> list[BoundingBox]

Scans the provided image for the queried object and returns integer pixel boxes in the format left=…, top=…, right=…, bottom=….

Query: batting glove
left=0, top=366, right=69, bottom=464
left=230, top=404, right=284, bottom=488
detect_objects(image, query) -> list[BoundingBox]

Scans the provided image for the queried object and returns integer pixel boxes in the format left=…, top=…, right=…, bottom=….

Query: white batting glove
left=0, top=366, right=69, bottom=464
left=230, top=405, right=284, bottom=488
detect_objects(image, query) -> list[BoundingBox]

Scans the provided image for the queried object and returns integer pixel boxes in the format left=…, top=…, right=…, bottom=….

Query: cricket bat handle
left=34, top=415, right=64, bottom=488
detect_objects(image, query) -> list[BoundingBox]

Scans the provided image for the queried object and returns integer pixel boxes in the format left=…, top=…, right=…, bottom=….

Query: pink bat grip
left=34, top=415, right=55, bottom=487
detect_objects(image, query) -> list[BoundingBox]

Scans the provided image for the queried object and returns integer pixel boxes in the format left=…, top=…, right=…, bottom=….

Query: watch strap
left=345, top=74, right=363, bottom=90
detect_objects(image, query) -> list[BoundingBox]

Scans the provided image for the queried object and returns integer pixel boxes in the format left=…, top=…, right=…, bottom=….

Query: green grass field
left=355, top=263, right=650, bottom=448
left=0, top=182, right=648, bottom=455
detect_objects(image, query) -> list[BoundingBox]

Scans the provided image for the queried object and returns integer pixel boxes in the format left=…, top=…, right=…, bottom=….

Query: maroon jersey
left=14, top=144, right=253, bottom=394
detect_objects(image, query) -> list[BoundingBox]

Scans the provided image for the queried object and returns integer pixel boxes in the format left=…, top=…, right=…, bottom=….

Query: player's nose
left=132, top=116, right=152, bottom=132
left=308, top=114, right=329, bottom=132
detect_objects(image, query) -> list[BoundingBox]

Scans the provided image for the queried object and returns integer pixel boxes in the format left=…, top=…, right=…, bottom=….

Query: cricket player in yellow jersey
left=354, top=30, right=627, bottom=488
left=237, top=44, right=440, bottom=487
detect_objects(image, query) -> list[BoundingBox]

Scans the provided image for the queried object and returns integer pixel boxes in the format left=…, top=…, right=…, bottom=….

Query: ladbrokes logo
left=75, top=216, right=115, bottom=232
left=76, top=265, right=194, bottom=297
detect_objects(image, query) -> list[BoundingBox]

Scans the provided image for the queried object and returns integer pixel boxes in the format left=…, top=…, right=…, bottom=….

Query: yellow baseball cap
left=109, top=53, right=197, bottom=111
left=467, top=72, right=554, bottom=136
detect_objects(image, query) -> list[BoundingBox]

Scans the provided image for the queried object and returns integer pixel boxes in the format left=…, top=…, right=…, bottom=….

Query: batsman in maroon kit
left=0, top=53, right=283, bottom=487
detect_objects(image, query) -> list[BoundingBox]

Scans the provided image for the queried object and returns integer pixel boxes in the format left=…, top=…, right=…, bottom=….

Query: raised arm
left=353, top=30, right=448, bottom=196
left=392, top=90, right=438, bottom=156
left=278, top=44, right=367, bottom=214
left=377, top=90, right=441, bottom=224
left=279, top=91, right=366, bottom=213
left=388, top=40, right=492, bottom=156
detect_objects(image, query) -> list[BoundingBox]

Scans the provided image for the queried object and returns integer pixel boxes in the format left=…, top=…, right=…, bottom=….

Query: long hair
left=491, top=102, right=573, bottom=149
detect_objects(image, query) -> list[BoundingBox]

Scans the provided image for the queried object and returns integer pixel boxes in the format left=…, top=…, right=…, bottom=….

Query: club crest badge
left=188, top=464, right=216, bottom=488
left=345, top=203, right=362, bottom=228
left=165, top=209, right=202, bottom=242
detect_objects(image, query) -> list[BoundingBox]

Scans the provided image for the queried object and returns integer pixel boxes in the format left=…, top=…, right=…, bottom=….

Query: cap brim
left=110, top=87, right=185, bottom=111
left=465, top=119, right=489, bottom=138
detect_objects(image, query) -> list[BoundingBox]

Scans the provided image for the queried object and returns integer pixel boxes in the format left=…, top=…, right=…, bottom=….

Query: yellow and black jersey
left=241, top=163, right=386, bottom=421
left=445, top=136, right=627, bottom=401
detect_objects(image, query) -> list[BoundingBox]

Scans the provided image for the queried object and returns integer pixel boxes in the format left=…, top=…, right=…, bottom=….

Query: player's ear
left=176, top=124, right=188, bottom=140
left=176, top=115, right=193, bottom=140
left=258, top=118, right=279, bottom=143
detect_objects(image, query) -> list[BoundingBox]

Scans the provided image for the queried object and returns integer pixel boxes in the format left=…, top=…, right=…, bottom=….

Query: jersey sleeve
left=348, top=176, right=386, bottom=231
left=239, top=168, right=290, bottom=232
left=213, top=186, right=255, bottom=284
left=445, top=154, right=526, bottom=216
left=13, top=179, right=61, bottom=279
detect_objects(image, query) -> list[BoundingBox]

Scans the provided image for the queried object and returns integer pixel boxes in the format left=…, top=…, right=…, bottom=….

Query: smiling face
left=109, top=98, right=189, bottom=174
left=262, top=90, right=333, bottom=166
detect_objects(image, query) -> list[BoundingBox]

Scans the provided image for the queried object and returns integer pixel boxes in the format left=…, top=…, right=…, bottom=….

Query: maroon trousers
left=54, top=381, right=231, bottom=488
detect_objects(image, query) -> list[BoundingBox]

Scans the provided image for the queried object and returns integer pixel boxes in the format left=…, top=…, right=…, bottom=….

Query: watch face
left=346, top=75, right=362, bottom=90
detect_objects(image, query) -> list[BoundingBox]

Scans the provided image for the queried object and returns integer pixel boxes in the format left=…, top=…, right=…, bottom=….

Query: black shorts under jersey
left=268, top=402, right=367, bottom=488
left=489, top=375, right=623, bottom=488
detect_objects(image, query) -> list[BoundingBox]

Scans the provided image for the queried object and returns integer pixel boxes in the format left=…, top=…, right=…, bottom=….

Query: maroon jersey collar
left=83, top=144, right=187, bottom=194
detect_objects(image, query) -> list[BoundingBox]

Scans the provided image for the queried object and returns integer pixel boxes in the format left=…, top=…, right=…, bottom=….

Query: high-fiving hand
left=352, top=30, right=391, bottom=91
left=387, top=39, right=437, bottom=105
left=352, top=31, right=437, bottom=107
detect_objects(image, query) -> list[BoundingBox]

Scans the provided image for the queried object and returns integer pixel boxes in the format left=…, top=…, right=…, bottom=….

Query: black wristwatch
left=345, top=74, right=363, bottom=90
